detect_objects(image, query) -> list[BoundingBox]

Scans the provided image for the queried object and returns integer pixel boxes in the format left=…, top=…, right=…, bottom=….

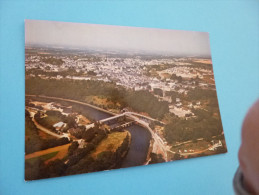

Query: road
left=125, top=112, right=165, bottom=125
left=32, top=117, right=63, bottom=138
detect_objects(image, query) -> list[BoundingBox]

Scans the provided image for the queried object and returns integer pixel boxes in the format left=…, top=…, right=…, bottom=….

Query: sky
left=25, top=19, right=211, bottom=57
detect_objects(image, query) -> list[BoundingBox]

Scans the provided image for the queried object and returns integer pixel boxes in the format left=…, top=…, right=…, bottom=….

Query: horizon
left=25, top=20, right=212, bottom=58
left=25, top=43, right=211, bottom=59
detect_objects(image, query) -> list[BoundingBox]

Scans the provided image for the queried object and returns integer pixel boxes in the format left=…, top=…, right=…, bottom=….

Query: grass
left=84, top=95, right=121, bottom=112
left=25, top=143, right=71, bottom=164
left=41, top=115, right=62, bottom=126
left=26, top=151, right=59, bottom=164
left=91, top=131, right=128, bottom=159
left=78, top=115, right=91, bottom=125
left=85, top=95, right=116, bottom=107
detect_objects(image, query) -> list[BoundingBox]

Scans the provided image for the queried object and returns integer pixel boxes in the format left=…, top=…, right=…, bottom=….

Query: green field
left=41, top=112, right=63, bottom=126
left=91, top=131, right=129, bottom=159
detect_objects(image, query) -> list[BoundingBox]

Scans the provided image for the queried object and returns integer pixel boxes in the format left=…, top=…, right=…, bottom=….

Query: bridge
left=94, top=112, right=168, bottom=161
left=99, top=111, right=165, bottom=125
left=99, top=113, right=126, bottom=123
left=125, top=112, right=165, bottom=125
left=109, top=121, right=134, bottom=131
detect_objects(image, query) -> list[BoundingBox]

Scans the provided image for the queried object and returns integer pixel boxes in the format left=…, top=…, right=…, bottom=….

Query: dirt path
left=32, top=117, right=63, bottom=138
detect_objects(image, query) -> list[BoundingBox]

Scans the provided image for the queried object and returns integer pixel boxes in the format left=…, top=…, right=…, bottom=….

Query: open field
left=26, top=151, right=59, bottom=164
left=91, top=131, right=129, bottom=159
left=25, top=143, right=71, bottom=163
left=84, top=95, right=121, bottom=111
left=41, top=114, right=62, bottom=126
left=85, top=96, right=112, bottom=106
left=77, top=114, right=91, bottom=125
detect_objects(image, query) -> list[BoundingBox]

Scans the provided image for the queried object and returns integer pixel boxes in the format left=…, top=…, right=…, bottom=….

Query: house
left=53, top=122, right=66, bottom=131
left=78, top=139, right=87, bottom=148
left=175, top=102, right=182, bottom=108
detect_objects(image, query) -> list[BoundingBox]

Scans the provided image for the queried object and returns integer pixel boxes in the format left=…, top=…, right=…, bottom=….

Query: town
left=26, top=47, right=216, bottom=119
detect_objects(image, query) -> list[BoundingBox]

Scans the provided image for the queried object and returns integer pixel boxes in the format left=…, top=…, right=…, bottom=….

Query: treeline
left=25, top=110, right=70, bottom=154
left=26, top=77, right=169, bottom=119
left=164, top=109, right=223, bottom=144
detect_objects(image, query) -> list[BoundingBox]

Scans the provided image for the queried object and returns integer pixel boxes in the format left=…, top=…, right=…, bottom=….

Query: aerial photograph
left=25, top=20, right=227, bottom=180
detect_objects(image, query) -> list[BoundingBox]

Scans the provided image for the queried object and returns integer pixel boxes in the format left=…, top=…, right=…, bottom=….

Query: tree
left=26, top=77, right=170, bottom=119
left=153, top=88, right=163, bottom=97
left=95, top=151, right=114, bottom=170
left=149, top=153, right=165, bottom=164
left=149, top=121, right=155, bottom=129
left=64, top=115, right=77, bottom=128
left=25, top=158, right=45, bottom=180
left=44, top=159, right=67, bottom=178
left=68, top=141, right=79, bottom=156
left=173, top=153, right=182, bottom=160
left=82, top=128, right=95, bottom=142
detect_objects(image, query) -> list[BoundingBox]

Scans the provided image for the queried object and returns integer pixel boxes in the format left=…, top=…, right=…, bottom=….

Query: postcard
left=25, top=19, right=227, bottom=180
